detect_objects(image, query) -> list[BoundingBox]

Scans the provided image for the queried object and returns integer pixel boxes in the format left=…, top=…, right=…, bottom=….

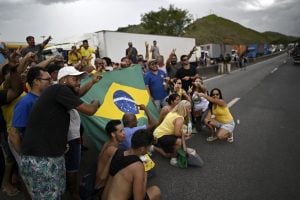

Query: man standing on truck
left=79, top=40, right=95, bottom=66
left=150, top=40, right=160, bottom=59
left=21, top=35, right=52, bottom=63
left=126, top=42, right=138, bottom=64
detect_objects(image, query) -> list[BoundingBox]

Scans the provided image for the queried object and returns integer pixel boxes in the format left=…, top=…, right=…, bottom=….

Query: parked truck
left=197, top=43, right=233, bottom=64
left=45, top=30, right=196, bottom=63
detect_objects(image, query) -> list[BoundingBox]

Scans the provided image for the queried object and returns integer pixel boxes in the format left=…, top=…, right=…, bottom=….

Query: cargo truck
left=45, top=30, right=196, bottom=63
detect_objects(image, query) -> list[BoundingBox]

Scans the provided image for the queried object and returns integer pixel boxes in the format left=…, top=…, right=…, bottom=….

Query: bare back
left=102, top=150, right=146, bottom=200
left=95, top=142, right=118, bottom=189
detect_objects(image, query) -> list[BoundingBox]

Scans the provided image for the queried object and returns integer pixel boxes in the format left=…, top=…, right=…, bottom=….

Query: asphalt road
left=2, top=53, right=300, bottom=200
left=147, top=54, right=300, bottom=200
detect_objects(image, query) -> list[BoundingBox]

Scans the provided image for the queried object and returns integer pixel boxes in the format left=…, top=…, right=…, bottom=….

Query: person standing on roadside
left=20, top=66, right=101, bottom=199
left=175, top=54, right=200, bottom=92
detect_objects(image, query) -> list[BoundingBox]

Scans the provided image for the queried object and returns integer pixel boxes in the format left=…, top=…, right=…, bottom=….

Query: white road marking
left=228, top=97, right=240, bottom=108
left=270, top=67, right=278, bottom=74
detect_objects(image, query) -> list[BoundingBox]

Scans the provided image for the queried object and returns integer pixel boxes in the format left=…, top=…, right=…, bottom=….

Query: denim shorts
left=65, top=138, right=81, bottom=172
left=216, top=120, right=235, bottom=133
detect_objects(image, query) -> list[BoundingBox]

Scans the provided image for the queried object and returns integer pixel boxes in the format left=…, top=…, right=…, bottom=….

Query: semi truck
left=45, top=30, right=196, bottom=63
left=196, top=43, right=233, bottom=64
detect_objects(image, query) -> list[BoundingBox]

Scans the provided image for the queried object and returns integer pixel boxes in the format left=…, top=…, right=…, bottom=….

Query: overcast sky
left=0, top=0, right=299, bottom=43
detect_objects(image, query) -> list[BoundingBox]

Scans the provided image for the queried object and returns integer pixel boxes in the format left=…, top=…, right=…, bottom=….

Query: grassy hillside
left=117, top=14, right=299, bottom=45
left=184, top=14, right=269, bottom=45
left=262, top=31, right=299, bottom=44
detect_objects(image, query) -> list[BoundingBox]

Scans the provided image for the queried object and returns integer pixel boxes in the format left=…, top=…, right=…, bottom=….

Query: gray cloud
left=0, top=0, right=299, bottom=42
left=33, top=0, right=81, bottom=5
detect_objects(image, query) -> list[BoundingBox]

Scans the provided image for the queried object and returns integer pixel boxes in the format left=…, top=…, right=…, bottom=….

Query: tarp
left=80, top=65, right=159, bottom=150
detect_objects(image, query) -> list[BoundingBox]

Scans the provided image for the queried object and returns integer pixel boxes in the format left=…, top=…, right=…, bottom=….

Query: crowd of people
left=0, top=35, right=236, bottom=199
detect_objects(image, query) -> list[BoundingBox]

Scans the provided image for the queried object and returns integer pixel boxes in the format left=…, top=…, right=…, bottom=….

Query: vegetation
left=140, top=5, right=192, bottom=36
left=117, top=6, right=299, bottom=45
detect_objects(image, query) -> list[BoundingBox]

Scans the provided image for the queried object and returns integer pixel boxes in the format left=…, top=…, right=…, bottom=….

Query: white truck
left=196, top=43, right=233, bottom=64
left=46, top=30, right=196, bottom=63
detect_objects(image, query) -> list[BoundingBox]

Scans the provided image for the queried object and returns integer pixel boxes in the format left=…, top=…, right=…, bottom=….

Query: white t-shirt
left=67, top=109, right=81, bottom=141
left=192, top=94, right=209, bottom=112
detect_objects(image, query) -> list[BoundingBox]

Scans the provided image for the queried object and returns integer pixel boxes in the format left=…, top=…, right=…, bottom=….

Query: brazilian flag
left=80, top=65, right=159, bottom=149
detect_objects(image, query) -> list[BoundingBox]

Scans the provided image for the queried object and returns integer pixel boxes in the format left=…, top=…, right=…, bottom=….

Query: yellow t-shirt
left=154, top=112, right=183, bottom=139
left=79, top=47, right=95, bottom=58
left=212, top=104, right=233, bottom=124
left=1, top=91, right=26, bottom=130
left=68, top=52, right=81, bottom=65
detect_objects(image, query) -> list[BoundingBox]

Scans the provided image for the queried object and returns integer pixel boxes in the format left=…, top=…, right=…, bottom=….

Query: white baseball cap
left=57, top=66, right=85, bottom=81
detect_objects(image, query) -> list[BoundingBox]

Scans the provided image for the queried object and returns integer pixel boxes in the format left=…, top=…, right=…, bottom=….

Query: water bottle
left=188, top=121, right=192, bottom=134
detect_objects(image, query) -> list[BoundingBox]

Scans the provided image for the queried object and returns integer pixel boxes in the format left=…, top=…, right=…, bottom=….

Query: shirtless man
left=102, top=129, right=161, bottom=200
left=94, top=120, right=125, bottom=196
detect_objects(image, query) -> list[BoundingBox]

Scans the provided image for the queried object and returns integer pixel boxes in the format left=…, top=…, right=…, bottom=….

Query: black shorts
left=0, top=90, right=8, bottom=106
left=157, top=135, right=178, bottom=153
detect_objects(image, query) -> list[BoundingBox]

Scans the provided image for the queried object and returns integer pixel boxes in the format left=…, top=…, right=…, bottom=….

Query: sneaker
left=206, top=136, right=218, bottom=142
left=170, top=158, right=178, bottom=166
left=227, top=132, right=234, bottom=143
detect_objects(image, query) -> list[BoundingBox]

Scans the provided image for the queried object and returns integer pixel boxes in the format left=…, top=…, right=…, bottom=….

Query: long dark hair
left=208, top=88, right=223, bottom=111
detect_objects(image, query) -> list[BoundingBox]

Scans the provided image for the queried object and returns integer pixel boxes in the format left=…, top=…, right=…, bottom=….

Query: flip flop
left=2, top=187, right=20, bottom=197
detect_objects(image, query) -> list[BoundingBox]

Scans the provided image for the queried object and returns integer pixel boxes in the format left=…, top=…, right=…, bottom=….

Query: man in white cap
left=20, top=66, right=101, bottom=199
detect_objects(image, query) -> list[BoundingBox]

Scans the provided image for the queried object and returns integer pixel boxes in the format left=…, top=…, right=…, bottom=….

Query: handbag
left=186, top=148, right=204, bottom=167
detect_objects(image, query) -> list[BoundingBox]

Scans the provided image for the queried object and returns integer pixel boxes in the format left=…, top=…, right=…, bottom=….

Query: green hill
left=262, top=31, right=299, bottom=44
left=184, top=14, right=269, bottom=45
left=117, top=14, right=299, bottom=45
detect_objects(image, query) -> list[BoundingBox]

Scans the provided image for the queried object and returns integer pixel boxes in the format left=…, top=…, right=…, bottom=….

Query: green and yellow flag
left=80, top=65, right=159, bottom=150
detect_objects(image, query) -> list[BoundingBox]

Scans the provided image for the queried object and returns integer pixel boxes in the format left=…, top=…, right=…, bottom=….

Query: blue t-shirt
left=119, top=125, right=147, bottom=150
left=12, top=92, right=39, bottom=137
left=144, top=70, right=168, bottom=100
left=0, top=43, right=6, bottom=65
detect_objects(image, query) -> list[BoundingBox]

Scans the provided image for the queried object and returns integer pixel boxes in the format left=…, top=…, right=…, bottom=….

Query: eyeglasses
left=38, top=78, right=52, bottom=82
left=212, top=93, right=220, bottom=96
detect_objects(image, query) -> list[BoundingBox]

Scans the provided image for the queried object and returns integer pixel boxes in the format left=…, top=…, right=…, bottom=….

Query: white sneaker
left=170, top=158, right=178, bottom=166
left=206, top=136, right=218, bottom=142
left=227, top=132, right=234, bottom=143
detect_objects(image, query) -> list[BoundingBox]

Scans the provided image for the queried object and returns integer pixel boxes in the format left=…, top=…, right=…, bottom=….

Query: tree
left=141, top=5, right=192, bottom=36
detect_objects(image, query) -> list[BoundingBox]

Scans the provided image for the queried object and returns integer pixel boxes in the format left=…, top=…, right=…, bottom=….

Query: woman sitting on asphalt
left=189, top=77, right=209, bottom=132
left=170, top=78, right=191, bottom=101
left=198, top=88, right=235, bottom=142
left=157, top=93, right=180, bottom=126
left=153, top=100, right=192, bottom=166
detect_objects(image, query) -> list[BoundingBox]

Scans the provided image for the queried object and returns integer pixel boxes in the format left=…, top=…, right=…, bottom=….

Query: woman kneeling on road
left=198, top=88, right=235, bottom=142
left=153, top=100, right=192, bottom=167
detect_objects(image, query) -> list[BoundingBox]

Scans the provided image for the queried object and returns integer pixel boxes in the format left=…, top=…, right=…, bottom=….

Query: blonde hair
left=171, top=100, right=191, bottom=117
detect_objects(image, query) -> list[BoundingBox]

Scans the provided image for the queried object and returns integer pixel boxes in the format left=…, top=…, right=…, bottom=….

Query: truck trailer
left=47, top=30, right=196, bottom=63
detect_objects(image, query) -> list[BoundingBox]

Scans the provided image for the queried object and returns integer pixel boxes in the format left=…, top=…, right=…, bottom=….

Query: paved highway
left=148, top=54, right=300, bottom=200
